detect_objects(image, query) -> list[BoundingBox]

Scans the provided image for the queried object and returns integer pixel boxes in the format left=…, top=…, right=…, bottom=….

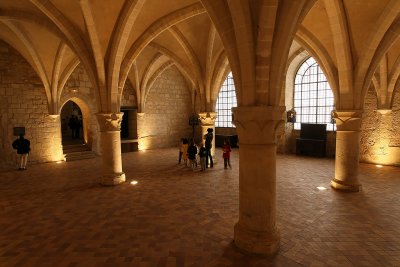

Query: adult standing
left=12, top=134, right=31, bottom=170
left=204, top=128, right=213, bottom=168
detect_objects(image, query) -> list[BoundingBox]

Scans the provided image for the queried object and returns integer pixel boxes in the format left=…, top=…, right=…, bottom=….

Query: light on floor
left=376, top=164, right=383, bottom=168
left=130, top=180, right=138, bottom=185
left=56, top=161, right=64, bottom=164
left=317, top=186, right=327, bottom=191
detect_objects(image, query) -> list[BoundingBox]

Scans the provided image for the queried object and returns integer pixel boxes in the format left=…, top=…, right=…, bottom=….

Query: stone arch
left=118, top=3, right=205, bottom=95
left=59, top=94, right=100, bottom=154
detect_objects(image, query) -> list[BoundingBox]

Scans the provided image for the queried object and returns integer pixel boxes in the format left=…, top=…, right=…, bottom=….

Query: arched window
left=294, top=57, right=335, bottom=131
left=216, top=72, right=237, bottom=127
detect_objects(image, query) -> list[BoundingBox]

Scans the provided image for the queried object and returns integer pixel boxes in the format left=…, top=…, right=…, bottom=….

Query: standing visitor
left=198, top=142, right=206, bottom=171
left=181, top=138, right=189, bottom=166
left=178, top=138, right=184, bottom=164
left=222, top=139, right=232, bottom=169
left=187, top=139, right=198, bottom=171
left=12, top=134, right=31, bottom=170
left=204, top=128, right=213, bottom=168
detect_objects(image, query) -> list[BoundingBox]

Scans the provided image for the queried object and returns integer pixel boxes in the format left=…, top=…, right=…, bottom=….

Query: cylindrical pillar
left=331, top=110, right=363, bottom=192
left=96, top=113, right=125, bottom=186
left=232, top=106, right=285, bottom=255
left=199, top=112, right=217, bottom=157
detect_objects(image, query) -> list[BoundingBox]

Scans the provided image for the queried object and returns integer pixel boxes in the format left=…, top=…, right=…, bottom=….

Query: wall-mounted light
left=330, top=110, right=336, bottom=124
left=286, top=108, right=296, bottom=123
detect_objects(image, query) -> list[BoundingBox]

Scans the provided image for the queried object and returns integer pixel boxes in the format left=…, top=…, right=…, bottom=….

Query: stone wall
left=138, top=66, right=192, bottom=150
left=121, top=79, right=137, bottom=108
left=360, top=86, right=400, bottom=165
left=60, top=63, right=101, bottom=154
left=0, top=40, right=63, bottom=169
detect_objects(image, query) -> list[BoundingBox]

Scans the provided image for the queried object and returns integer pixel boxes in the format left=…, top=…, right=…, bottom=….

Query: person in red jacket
left=222, top=139, right=232, bottom=169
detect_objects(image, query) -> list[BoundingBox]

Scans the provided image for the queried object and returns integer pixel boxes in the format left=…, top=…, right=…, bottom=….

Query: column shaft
left=331, top=110, right=363, bottom=192
left=232, top=106, right=285, bottom=255
left=96, top=113, right=125, bottom=185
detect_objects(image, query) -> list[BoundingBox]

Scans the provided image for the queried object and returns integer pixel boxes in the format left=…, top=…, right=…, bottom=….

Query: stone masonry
left=0, top=40, right=63, bottom=169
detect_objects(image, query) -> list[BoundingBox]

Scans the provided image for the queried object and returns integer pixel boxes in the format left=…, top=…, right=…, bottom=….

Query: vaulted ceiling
left=0, top=0, right=399, bottom=113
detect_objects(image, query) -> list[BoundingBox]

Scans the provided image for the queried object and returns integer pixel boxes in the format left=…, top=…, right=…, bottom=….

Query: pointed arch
left=322, top=0, right=353, bottom=107
left=119, top=3, right=205, bottom=91
left=142, top=61, right=175, bottom=112
left=296, top=26, right=339, bottom=105
left=2, top=20, right=52, bottom=111
left=108, top=0, right=145, bottom=113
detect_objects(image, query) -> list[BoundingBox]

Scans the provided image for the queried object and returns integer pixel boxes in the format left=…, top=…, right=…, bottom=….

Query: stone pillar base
left=234, top=223, right=280, bottom=255
left=331, top=178, right=361, bottom=192
left=100, top=172, right=126, bottom=186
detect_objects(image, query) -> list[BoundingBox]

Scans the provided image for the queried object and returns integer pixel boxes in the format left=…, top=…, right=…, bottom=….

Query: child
left=198, top=142, right=206, bottom=171
left=187, top=139, right=198, bottom=171
left=181, top=138, right=189, bottom=166
left=222, top=139, right=232, bottom=169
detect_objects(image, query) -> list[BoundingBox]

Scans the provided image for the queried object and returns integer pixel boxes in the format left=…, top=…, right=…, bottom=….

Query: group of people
left=68, top=115, right=82, bottom=139
left=178, top=128, right=232, bottom=171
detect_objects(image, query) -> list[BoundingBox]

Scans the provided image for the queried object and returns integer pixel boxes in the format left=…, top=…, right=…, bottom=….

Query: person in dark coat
left=12, top=134, right=31, bottom=170
left=187, top=139, right=198, bottom=171
left=204, top=128, right=214, bottom=168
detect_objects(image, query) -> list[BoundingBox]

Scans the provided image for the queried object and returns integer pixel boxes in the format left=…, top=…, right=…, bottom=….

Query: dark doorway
left=120, top=108, right=138, bottom=153
left=61, top=100, right=84, bottom=145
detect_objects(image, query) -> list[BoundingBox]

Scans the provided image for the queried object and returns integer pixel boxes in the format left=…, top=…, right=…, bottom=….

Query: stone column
left=331, top=110, right=363, bottom=192
left=96, top=113, right=126, bottom=185
left=199, top=111, right=217, bottom=157
left=232, top=106, right=285, bottom=255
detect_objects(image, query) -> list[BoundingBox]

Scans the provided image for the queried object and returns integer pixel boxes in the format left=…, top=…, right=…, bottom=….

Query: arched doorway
left=60, top=100, right=95, bottom=162
left=61, top=100, right=84, bottom=145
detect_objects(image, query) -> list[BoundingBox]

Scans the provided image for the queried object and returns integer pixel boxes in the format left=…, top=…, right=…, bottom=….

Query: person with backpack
left=12, top=134, right=31, bottom=170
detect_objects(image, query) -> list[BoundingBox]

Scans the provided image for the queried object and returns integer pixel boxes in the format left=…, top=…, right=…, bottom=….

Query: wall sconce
left=330, top=110, right=336, bottom=124
left=286, top=108, right=296, bottom=123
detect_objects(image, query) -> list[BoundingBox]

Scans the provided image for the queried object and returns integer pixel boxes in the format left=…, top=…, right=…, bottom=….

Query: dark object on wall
left=188, top=113, right=199, bottom=138
left=215, top=135, right=238, bottom=148
left=296, top=123, right=326, bottom=157
left=286, top=108, right=296, bottom=123
left=13, top=127, right=25, bottom=136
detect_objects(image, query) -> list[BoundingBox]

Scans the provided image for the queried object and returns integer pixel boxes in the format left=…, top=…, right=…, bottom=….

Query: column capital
left=198, top=111, right=217, bottom=126
left=96, top=113, right=123, bottom=132
left=332, top=110, right=363, bottom=131
left=232, top=106, right=285, bottom=145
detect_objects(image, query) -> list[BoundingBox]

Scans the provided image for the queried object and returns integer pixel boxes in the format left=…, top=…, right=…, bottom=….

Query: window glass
left=294, top=57, right=336, bottom=131
left=216, top=72, right=237, bottom=128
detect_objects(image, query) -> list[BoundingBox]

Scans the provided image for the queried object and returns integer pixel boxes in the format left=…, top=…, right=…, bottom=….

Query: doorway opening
left=61, top=100, right=84, bottom=146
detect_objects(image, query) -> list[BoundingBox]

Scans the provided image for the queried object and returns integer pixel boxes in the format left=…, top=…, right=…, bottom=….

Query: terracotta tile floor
left=1, top=148, right=400, bottom=266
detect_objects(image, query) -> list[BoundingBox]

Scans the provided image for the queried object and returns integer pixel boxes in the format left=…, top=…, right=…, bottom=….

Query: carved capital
left=232, top=106, right=285, bottom=145
left=198, top=112, right=217, bottom=126
left=332, top=110, right=363, bottom=131
left=96, top=113, right=124, bottom=132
